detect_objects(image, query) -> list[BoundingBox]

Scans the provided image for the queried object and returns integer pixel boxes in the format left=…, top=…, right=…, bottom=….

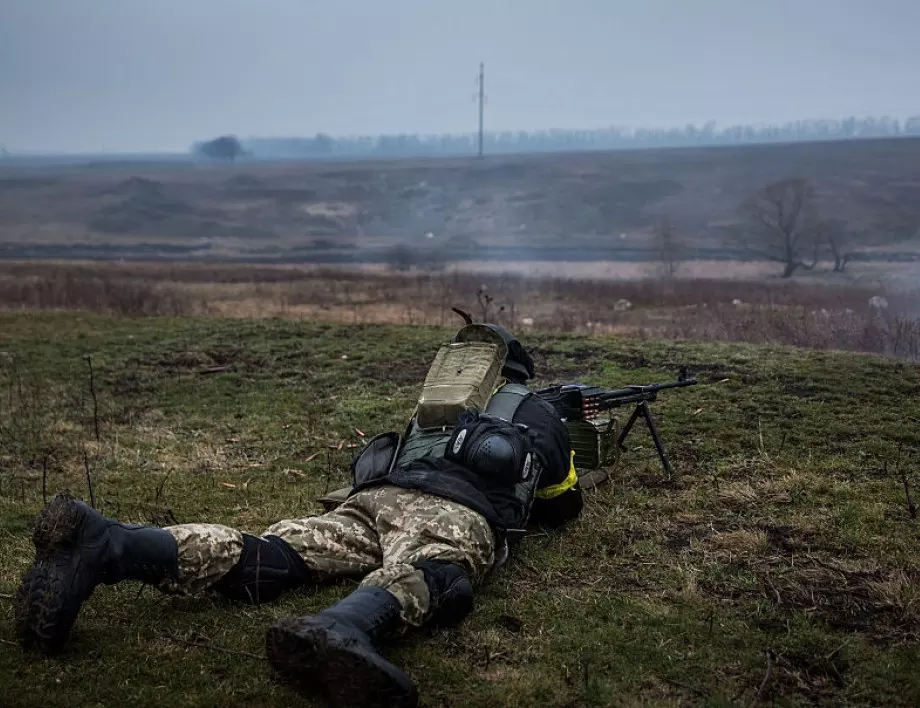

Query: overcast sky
left=2, top=0, right=918, bottom=153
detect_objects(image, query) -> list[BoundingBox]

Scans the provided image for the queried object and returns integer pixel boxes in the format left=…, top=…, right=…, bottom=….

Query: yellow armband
left=535, top=450, right=578, bottom=499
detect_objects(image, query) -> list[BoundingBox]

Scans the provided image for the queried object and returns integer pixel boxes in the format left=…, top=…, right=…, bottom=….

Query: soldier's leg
left=362, top=486, right=496, bottom=628
left=15, top=492, right=381, bottom=655
left=157, top=523, right=314, bottom=604
left=265, top=486, right=496, bottom=708
left=208, top=497, right=381, bottom=603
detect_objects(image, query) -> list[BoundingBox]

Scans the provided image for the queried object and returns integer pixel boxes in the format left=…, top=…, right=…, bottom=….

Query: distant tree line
left=200, top=115, right=920, bottom=161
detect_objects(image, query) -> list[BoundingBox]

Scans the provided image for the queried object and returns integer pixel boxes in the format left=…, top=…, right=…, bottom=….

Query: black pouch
left=444, top=411, right=534, bottom=486
left=350, top=432, right=401, bottom=487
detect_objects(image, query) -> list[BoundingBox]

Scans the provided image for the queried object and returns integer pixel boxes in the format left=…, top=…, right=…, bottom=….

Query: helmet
left=484, top=323, right=535, bottom=382
left=453, top=322, right=535, bottom=382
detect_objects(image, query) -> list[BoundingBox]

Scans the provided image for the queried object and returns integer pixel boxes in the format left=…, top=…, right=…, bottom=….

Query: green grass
left=1, top=313, right=919, bottom=707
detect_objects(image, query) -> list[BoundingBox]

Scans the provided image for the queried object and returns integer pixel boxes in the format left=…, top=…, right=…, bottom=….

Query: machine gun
left=536, top=368, right=697, bottom=477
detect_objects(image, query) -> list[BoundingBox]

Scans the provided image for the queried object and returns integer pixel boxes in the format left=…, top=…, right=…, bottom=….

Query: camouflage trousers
left=160, top=485, right=496, bottom=627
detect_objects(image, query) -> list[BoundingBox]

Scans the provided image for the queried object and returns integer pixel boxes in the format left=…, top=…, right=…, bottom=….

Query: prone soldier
left=14, top=323, right=583, bottom=708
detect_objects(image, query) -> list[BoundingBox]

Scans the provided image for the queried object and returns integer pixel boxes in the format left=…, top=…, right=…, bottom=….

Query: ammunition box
left=566, top=417, right=619, bottom=470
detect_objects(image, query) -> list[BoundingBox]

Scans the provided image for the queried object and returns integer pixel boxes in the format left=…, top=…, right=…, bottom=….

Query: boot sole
left=14, top=494, right=89, bottom=655
left=266, top=618, right=418, bottom=708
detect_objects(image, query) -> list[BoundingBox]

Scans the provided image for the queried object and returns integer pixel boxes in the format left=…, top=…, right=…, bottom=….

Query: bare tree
left=653, top=218, right=682, bottom=278
left=740, top=178, right=821, bottom=278
left=818, top=217, right=853, bottom=272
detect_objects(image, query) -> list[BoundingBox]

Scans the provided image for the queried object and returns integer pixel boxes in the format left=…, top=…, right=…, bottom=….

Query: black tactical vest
left=391, top=382, right=543, bottom=528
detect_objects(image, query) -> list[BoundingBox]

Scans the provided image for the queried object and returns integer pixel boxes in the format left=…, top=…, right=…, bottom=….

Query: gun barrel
left=584, top=377, right=697, bottom=415
left=600, top=377, right=696, bottom=399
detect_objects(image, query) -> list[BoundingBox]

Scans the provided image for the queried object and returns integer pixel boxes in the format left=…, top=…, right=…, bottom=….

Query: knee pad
left=211, top=534, right=312, bottom=604
left=413, top=560, right=474, bottom=628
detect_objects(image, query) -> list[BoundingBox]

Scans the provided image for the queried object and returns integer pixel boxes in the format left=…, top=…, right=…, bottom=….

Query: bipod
left=617, top=400, right=675, bottom=477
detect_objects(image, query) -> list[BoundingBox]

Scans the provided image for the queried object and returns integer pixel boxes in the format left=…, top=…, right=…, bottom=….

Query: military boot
left=266, top=586, right=418, bottom=708
left=14, top=493, right=179, bottom=655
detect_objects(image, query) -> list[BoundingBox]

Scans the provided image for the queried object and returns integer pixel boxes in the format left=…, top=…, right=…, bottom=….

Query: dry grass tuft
left=710, top=529, right=770, bottom=554
left=717, top=482, right=761, bottom=509
left=867, top=569, right=920, bottom=625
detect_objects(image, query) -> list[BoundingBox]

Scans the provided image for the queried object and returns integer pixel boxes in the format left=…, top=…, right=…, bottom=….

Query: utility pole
left=477, top=62, right=485, bottom=158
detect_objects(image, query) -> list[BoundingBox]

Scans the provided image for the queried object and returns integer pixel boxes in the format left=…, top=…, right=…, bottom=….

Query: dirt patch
left=686, top=362, right=743, bottom=381
left=664, top=441, right=705, bottom=473
left=106, top=359, right=158, bottom=398
left=362, top=359, right=431, bottom=386
left=634, top=474, right=684, bottom=490
left=761, top=524, right=820, bottom=554
left=147, top=345, right=275, bottom=375
left=528, top=344, right=608, bottom=381
left=756, top=560, right=919, bottom=638
left=157, top=350, right=214, bottom=371
left=772, top=645, right=850, bottom=696
left=608, top=353, right=656, bottom=370
left=664, top=519, right=727, bottom=551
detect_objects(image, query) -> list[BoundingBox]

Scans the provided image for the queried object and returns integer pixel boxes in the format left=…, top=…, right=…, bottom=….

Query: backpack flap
left=415, top=325, right=509, bottom=430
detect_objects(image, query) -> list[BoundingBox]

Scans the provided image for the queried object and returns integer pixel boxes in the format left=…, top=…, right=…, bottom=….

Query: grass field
left=1, top=313, right=920, bottom=706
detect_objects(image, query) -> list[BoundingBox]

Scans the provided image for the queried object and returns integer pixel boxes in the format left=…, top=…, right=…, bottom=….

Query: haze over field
left=2, top=0, right=920, bottom=154
left=2, top=138, right=919, bottom=283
